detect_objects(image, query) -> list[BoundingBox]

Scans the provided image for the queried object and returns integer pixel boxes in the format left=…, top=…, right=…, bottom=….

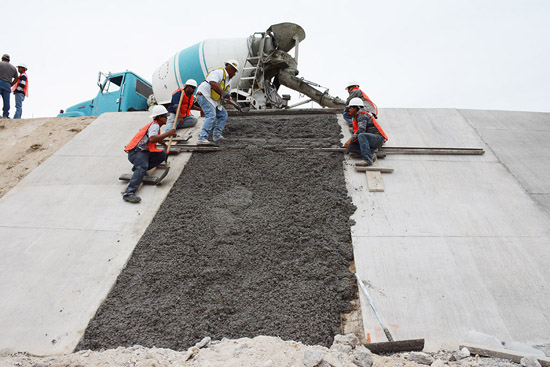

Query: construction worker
left=195, top=59, right=239, bottom=145
left=343, top=81, right=378, bottom=126
left=165, top=79, right=202, bottom=131
left=0, top=54, right=18, bottom=118
left=344, top=97, right=388, bottom=166
left=12, top=63, right=29, bottom=119
left=122, top=105, right=176, bottom=203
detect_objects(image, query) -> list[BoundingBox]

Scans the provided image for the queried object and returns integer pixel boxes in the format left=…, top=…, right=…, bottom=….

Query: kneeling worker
left=122, top=105, right=176, bottom=203
left=165, top=79, right=202, bottom=131
left=344, top=97, right=388, bottom=166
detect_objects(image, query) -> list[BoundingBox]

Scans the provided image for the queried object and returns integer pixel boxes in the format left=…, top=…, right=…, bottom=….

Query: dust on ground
left=0, top=116, right=95, bottom=198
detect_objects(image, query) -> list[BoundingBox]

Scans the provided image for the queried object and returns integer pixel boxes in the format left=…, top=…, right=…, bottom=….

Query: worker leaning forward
left=122, top=105, right=176, bottom=203
left=344, top=97, right=388, bottom=166
left=343, top=81, right=378, bottom=126
left=195, top=59, right=239, bottom=145
left=165, top=79, right=202, bottom=132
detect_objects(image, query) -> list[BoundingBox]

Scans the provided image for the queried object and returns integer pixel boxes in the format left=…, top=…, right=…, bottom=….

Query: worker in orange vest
left=122, top=105, right=176, bottom=203
left=12, top=63, right=29, bottom=119
left=344, top=97, right=388, bottom=166
left=343, top=81, right=378, bottom=126
left=165, top=79, right=202, bottom=131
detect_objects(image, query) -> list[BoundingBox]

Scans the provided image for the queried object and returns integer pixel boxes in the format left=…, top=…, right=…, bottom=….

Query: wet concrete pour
left=77, top=113, right=356, bottom=351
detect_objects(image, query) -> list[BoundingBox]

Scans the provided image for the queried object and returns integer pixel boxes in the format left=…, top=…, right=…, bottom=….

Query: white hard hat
left=347, top=97, right=364, bottom=107
left=225, top=59, right=239, bottom=72
left=346, top=81, right=359, bottom=89
left=150, top=105, right=168, bottom=118
left=184, top=79, right=197, bottom=88
left=17, top=63, right=27, bottom=70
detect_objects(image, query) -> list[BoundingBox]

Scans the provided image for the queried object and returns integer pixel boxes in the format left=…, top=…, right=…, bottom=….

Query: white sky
left=3, top=0, right=550, bottom=118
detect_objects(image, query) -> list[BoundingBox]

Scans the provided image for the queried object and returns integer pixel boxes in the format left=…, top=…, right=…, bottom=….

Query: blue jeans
left=165, top=113, right=197, bottom=131
left=196, top=93, right=227, bottom=140
left=0, top=80, right=11, bottom=118
left=348, top=133, right=385, bottom=163
left=124, top=149, right=167, bottom=195
left=14, top=93, right=24, bottom=119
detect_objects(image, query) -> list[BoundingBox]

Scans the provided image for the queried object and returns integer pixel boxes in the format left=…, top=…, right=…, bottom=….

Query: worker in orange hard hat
left=165, top=79, right=203, bottom=132
left=344, top=97, right=388, bottom=166
left=343, top=81, right=378, bottom=126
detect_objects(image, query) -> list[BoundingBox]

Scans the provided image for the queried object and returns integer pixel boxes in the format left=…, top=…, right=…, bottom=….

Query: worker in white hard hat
left=165, top=78, right=203, bottom=131
left=195, top=59, right=239, bottom=145
left=12, top=63, right=29, bottom=119
left=122, top=105, right=176, bottom=203
left=343, top=97, right=388, bottom=166
left=343, top=81, right=378, bottom=126
left=0, top=54, right=18, bottom=118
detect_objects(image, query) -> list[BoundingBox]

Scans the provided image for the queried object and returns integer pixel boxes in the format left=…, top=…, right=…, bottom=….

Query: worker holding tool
left=165, top=79, right=202, bottom=131
left=343, top=81, right=378, bottom=126
left=344, top=97, right=388, bottom=166
left=122, top=105, right=176, bottom=203
left=195, top=60, right=239, bottom=145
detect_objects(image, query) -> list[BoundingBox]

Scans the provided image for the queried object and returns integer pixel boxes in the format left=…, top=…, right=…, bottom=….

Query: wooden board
left=366, top=171, right=384, bottom=192
left=355, top=166, right=394, bottom=173
left=459, top=343, right=550, bottom=366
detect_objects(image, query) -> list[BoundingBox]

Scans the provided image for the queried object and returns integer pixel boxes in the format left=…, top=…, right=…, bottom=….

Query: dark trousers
left=124, top=149, right=167, bottom=195
left=348, top=133, right=385, bottom=163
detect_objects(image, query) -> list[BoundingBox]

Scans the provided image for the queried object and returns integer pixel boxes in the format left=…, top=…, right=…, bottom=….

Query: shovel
left=355, top=273, right=425, bottom=353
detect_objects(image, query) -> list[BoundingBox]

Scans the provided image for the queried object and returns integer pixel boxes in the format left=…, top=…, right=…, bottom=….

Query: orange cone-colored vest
left=124, top=121, right=163, bottom=153
left=11, top=72, right=29, bottom=97
left=352, top=111, right=388, bottom=142
left=350, top=87, right=377, bottom=115
left=173, top=88, right=195, bottom=117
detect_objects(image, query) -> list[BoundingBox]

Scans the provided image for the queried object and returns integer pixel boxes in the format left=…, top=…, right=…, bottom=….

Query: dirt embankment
left=0, top=116, right=95, bottom=198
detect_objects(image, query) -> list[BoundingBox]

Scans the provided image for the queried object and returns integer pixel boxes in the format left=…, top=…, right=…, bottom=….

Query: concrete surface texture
left=0, top=112, right=200, bottom=355
left=344, top=109, right=550, bottom=351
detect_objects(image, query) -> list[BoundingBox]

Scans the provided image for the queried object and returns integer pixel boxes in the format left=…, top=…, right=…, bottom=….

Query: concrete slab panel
left=0, top=112, right=200, bottom=355
left=354, top=236, right=550, bottom=350
left=460, top=109, right=550, bottom=132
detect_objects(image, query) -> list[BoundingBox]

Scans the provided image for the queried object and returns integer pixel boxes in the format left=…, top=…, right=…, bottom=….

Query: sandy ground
left=0, top=116, right=96, bottom=198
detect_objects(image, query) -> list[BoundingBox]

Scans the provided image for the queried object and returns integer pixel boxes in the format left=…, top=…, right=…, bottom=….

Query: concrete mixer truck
left=152, top=22, right=346, bottom=111
left=59, top=23, right=345, bottom=116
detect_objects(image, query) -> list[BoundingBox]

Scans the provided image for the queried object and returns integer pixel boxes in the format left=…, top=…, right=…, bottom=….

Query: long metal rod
left=355, top=273, right=395, bottom=342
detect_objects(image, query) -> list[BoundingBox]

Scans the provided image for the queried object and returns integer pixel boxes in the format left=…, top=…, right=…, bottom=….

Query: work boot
left=123, top=193, right=141, bottom=203
left=376, top=150, right=387, bottom=159
left=213, top=134, right=225, bottom=142
left=359, top=160, right=373, bottom=166
left=197, top=139, right=213, bottom=146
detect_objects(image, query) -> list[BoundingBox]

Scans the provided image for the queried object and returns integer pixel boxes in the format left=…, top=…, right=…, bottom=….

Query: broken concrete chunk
left=521, top=356, right=542, bottom=367
left=330, top=343, right=353, bottom=354
left=456, top=347, right=470, bottom=359
left=407, top=351, right=435, bottom=365
left=430, top=360, right=446, bottom=367
left=263, top=360, right=274, bottom=367
left=303, top=349, right=324, bottom=367
left=194, top=336, right=211, bottom=349
left=332, top=333, right=359, bottom=348
left=352, top=345, right=373, bottom=367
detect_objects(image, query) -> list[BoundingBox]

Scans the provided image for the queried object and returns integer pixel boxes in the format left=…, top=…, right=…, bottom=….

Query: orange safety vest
left=350, top=87, right=377, bottom=115
left=124, top=121, right=163, bottom=153
left=352, top=111, right=388, bottom=142
left=11, top=72, right=29, bottom=97
left=172, top=88, right=195, bottom=117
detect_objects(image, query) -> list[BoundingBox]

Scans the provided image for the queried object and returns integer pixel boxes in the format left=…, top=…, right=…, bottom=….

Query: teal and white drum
left=152, top=38, right=248, bottom=104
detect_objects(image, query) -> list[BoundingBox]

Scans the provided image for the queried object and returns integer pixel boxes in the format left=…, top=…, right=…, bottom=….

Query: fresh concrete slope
left=343, top=109, right=550, bottom=351
left=0, top=112, right=200, bottom=355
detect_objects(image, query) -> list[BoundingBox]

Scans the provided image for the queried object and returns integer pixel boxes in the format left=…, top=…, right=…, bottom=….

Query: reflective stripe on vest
left=350, top=87, right=377, bottom=115
left=352, top=111, right=388, bottom=142
left=207, top=68, right=229, bottom=101
left=172, top=88, right=195, bottom=117
left=11, top=72, right=29, bottom=97
left=124, top=121, right=163, bottom=153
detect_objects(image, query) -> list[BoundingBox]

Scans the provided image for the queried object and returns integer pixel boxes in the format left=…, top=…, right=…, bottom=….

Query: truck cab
left=58, top=71, right=153, bottom=117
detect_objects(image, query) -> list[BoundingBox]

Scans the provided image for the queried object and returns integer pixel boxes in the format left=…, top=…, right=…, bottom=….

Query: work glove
left=222, top=92, right=231, bottom=99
